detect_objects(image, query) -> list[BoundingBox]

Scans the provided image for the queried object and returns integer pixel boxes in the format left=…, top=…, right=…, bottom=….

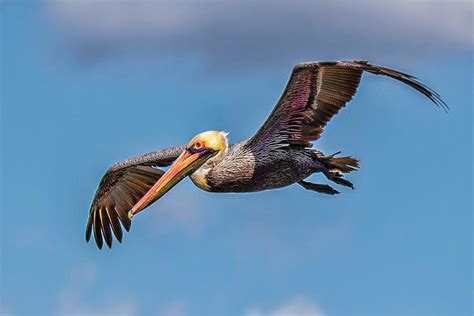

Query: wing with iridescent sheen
left=248, top=60, right=447, bottom=148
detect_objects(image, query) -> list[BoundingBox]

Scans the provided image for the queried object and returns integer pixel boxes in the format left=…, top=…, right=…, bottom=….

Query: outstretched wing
left=85, top=145, right=186, bottom=249
left=248, top=60, right=447, bottom=148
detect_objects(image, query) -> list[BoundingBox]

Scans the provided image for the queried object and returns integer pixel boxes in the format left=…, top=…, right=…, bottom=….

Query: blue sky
left=1, top=1, right=472, bottom=315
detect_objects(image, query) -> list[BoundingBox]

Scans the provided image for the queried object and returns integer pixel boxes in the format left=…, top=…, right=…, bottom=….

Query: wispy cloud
left=45, top=0, right=473, bottom=70
left=244, top=297, right=324, bottom=316
left=57, top=262, right=137, bottom=316
left=159, top=301, right=186, bottom=316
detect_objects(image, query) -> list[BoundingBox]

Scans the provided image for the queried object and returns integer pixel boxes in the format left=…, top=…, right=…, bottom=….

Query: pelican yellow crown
left=188, top=130, right=228, bottom=152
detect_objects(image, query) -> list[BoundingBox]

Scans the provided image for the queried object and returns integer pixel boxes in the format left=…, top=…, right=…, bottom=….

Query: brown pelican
left=86, top=60, right=447, bottom=249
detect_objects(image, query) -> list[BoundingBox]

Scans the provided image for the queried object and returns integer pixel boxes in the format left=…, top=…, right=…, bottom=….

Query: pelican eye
left=194, top=141, right=204, bottom=150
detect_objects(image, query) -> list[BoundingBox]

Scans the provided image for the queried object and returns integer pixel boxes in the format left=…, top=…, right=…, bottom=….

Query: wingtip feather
left=85, top=213, right=93, bottom=243
left=93, top=210, right=104, bottom=250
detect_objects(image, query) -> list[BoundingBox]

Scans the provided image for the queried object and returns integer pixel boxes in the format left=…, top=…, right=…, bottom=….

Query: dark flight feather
left=85, top=145, right=185, bottom=249
left=249, top=60, right=447, bottom=149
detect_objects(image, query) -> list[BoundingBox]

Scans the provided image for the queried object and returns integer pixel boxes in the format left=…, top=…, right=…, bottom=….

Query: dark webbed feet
left=299, top=180, right=340, bottom=195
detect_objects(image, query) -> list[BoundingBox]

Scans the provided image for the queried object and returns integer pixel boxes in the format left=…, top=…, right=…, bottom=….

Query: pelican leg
left=312, top=152, right=356, bottom=190
left=299, top=180, right=340, bottom=195
left=323, top=170, right=355, bottom=190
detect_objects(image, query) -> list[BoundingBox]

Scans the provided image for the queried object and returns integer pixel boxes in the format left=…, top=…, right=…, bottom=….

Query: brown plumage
left=86, top=145, right=186, bottom=248
left=86, top=60, right=446, bottom=249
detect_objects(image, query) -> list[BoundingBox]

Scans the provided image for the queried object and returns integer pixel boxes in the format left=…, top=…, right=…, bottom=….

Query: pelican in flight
left=86, top=60, right=447, bottom=249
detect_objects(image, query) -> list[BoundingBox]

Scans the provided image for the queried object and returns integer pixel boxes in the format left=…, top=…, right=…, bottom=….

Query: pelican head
left=128, top=131, right=228, bottom=218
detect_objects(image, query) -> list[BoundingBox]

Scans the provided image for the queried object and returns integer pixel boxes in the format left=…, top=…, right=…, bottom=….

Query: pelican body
left=190, top=135, right=324, bottom=192
left=86, top=60, right=447, bottom=249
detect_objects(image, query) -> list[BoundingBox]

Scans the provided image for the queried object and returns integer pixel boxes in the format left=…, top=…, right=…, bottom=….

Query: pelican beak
left=128, top=148, right=217, bottom=218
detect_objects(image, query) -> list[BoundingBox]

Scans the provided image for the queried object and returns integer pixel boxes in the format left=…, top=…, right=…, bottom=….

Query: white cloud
left=57, top=261, right=137, bottom=316
left=45, top=0, right=473, bottom=69
left=159, top=301, right=186, bottom=316
left=0, top=306, right=14, bottom=316
left=245, top=297, right=324, bottom=316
